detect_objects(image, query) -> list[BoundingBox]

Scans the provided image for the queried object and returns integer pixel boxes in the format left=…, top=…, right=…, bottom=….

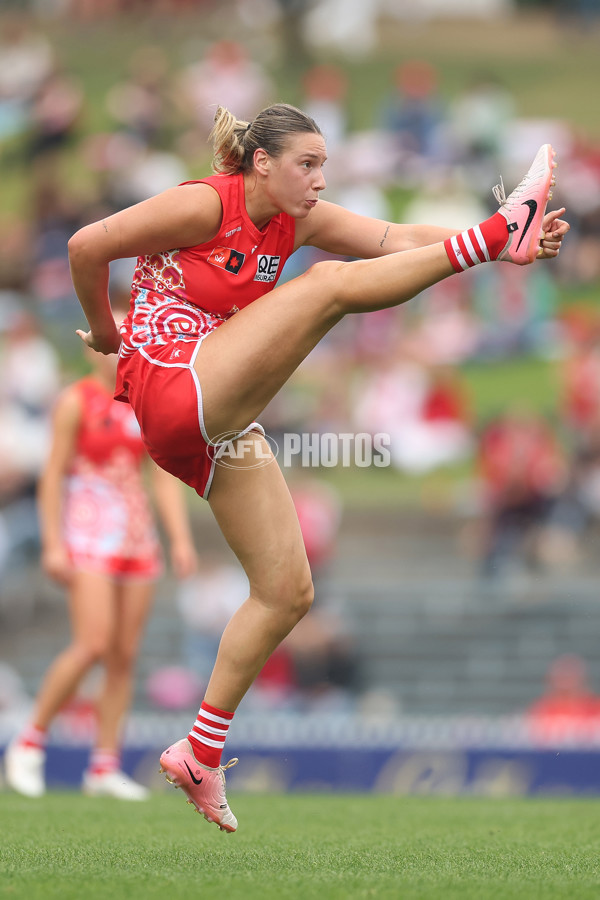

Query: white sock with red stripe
left=444, top=210, right=510, bottom=272
left=17, top=723, right=47, bottom=750
left=89, top=748, right=120, bottom=776
left=188, top=701, right=234, bottom=769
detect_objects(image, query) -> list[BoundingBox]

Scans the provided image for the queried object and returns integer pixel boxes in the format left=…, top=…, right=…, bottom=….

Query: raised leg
left=197, top=243, right=453, bottom=437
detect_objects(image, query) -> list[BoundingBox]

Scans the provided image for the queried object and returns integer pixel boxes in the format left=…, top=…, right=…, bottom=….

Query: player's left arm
left=537, top=207, right=569, bottom=259
left=295, top=199, right=458, bottom=259
left=298, top=198, right=570, bottom=261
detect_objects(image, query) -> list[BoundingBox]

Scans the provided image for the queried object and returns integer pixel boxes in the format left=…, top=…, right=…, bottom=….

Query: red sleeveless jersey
left=73, top=376, right=147, bottom=467
left=117, top=173, right=296, bottom=385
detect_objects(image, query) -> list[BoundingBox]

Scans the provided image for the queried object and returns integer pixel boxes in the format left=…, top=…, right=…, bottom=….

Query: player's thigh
left=68, top=570, right=117, bottom=653
left=195, top=263, right=343, bottom=437
left=208, top=433, right=313, bottom=607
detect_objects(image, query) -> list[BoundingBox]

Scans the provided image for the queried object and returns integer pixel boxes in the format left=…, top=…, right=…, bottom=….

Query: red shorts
left=115, top=339, right=262, bottom=498
left=68, top=550, right=162, bottom=581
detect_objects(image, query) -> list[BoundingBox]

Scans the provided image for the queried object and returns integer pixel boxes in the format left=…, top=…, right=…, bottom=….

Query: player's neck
left=243, top=174, right=278, bottom=231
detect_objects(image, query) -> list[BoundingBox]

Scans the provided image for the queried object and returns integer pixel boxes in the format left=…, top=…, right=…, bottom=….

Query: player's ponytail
left=210, top=103, right=321, bottom=175
left=210, top=106, right=250, bottom=175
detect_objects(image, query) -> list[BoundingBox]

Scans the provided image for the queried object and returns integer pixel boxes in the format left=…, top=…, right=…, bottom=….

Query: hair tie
left=246, top=122, right=252, bottom=132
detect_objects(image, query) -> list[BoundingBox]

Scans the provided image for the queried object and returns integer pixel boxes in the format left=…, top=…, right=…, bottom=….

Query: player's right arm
left=37, top=386, right=82, bottom=585
left=68, top=183, right=223, bottom=354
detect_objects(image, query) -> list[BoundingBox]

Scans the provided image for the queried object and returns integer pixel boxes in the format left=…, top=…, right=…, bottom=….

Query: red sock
left=88, top=749, right=120, bottom=776
left=188, top=701, right=234, bottom=769
left=444, top=211, right=510, bottom=272
left=17, top=724, right=47, bottom=750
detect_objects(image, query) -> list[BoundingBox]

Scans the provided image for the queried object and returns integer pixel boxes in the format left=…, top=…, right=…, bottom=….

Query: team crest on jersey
left=207, top=246, right=246, bottom=274
left=254, top=254, right=281, bottom=283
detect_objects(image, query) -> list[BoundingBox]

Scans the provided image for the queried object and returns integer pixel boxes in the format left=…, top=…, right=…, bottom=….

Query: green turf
left=2, top=792, right=600, bottom=899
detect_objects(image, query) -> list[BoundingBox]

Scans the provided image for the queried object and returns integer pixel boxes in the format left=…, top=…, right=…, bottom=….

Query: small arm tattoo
left=379, top=225, right=390, bottom=248
left=102, top=220, right=108, bottom=232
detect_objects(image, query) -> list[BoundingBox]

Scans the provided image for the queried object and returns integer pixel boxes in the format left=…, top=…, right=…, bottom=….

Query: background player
left=4, top=319, right=197, bottom=799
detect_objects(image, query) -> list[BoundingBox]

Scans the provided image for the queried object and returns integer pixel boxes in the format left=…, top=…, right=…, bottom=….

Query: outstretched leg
left=198, top=243, right=453, bottom=436
left=197, top=144, right=558, bottom=437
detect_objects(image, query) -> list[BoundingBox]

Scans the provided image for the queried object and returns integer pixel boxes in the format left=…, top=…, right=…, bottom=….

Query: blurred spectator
left=177, top=40, right=272, bottom=143
left=0, top=13, right=53, bottom=146
left=555, top=0, right=600, bottom=32
left=405, top=284, right=481, bottom=367
left=105, top=45, right=172, bottom=146
left=471, top=263, right=561, bottom=359
left=447, top=72, right=516, bottom=195
left=304, top=0, right=379, bottom=57
left=527, top=655, right=600, bottom=745
left=556, top=134, right=600, bottom=287
left=536, top=329, right=600, bottom=567
left=561, top=325, right=600, bottom=444
left=475, top=407, right=567, bottom=578
left=107, top=137, right=188, bottom=206
left=0, top=215, right=30, bottom=289
left=28, top=171, right=87, bottom=320
left=0, top=304, right=61, bottom=578
left=539, top=431, right=600, bottom=570
left=26, top=62, right=83, bottom=163
left=283, top=474, right=358, bottom=711
left=380, top=59, right=446, bottom=181
left=301, top=63, right=348, bottom=154
left=289, top=474, right=342, bottom=579
left=353, top=345, right=474, bottom=474
left=177, top=557, right=248, bottom=690
left=402, top=165, right=489, bottom=231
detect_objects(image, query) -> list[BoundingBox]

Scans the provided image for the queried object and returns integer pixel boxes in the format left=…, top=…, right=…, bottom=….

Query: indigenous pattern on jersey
left=116, top=173, right=296, bottom=394
left=63, top=377, right=162, bottom=579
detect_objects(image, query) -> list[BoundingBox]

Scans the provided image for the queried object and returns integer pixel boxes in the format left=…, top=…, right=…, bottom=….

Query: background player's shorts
left=116, top=339, right=263, bottom=499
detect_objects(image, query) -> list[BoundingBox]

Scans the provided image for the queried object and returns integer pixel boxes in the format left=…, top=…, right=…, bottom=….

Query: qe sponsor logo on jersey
left=254, top=254, right=281, bottom=283
left=207, top=246, right=245, bottom=275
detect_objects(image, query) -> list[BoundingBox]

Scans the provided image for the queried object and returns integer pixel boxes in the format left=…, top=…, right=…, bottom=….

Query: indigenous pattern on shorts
left=119, top=250, right=228, bottom=358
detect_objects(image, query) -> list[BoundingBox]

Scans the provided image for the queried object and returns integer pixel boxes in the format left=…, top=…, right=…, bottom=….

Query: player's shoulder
left=169, top=180, right=224, bottom=210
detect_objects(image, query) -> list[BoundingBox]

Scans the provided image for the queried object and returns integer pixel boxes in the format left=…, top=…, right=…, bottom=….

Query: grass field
left=2, top=792, right=600, bottom=899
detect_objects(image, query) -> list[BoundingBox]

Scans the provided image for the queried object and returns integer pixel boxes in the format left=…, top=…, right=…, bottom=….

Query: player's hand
left=76, top=327, right=121, bottom=355
left=537, top=208, right=570, bottom=259
left=170, top=539, right=199, bottom=580
left=42, top=545, right=73, bottom=586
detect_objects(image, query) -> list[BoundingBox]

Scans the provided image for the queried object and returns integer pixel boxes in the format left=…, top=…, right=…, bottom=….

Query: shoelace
left=492, top=176, right=507, bottom=206
left=493, top=168, right=536, bottom=207
left=221, top=757, right=238, bottom=771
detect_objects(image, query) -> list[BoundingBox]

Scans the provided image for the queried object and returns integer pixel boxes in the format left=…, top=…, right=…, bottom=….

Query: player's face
left=266, top=132, right=327, bottom=218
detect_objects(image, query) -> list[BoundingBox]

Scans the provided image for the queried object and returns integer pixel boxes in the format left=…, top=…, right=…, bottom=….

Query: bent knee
left=106, top=645, right=138, bottom=672
left=293, top=573, right=315, bottom=620
left=303, top=260, right=347, bottom=309
left=285, top=568, right=315, bottom=622
left=71, top=641, right=109, bottom=668
left=255, top=567, right=314, bottom=621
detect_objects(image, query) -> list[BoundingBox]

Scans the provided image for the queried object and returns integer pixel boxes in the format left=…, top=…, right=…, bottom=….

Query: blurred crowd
left=2, top=6, right=600, bottom=716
